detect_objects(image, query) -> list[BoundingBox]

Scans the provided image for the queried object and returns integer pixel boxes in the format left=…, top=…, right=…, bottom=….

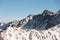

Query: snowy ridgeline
left=0, top=24, right=60, bottom=40
left=0, top=10, right=60, bottom=40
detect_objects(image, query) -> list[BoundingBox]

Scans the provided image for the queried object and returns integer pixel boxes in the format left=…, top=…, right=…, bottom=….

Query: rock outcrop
left=0, top=10, right=60, bottom=40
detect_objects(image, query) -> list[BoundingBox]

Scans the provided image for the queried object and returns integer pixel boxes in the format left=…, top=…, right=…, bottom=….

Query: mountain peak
left=1, top=10, right=60, bottom=40
left=0, top=10, right=60, bottom=30
left=42, top=10, right=55, bottom=16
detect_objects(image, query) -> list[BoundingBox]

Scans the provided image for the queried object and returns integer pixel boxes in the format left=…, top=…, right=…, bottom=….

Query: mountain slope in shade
left=0, top=10, right=60, bottom=40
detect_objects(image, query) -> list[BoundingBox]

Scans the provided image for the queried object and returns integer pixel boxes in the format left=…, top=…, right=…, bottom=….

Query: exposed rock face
left=42, top=10, right=55, bottom=16
left=0, top=10, right=60, bottom=40
left=10, top=20, right=19, bottom=27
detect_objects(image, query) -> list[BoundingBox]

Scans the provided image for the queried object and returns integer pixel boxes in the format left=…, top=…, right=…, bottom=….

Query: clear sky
left=0, top=0, right=60, bottom=22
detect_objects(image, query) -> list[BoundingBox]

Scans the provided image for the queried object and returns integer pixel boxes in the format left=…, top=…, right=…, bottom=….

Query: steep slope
left=0, top=10, right=60, bottom=40
left=19, top=10, right=60, bottom=30
left=1, top=23, right=60, bottom=40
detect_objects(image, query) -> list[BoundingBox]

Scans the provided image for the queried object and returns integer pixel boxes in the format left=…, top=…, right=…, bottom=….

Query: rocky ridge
left=0, top=10, right=60, bottom=40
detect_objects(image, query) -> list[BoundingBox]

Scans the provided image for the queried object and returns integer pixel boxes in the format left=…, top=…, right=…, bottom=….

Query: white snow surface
left=0, top=24, right=60, bottom=40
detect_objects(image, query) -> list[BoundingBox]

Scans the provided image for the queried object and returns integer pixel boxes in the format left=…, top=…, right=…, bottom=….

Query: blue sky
left=0, top=0, right=60, bottom=22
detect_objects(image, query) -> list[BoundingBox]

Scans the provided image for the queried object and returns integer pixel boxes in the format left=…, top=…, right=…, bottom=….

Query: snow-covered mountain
left=0, top=10, right=60, bottom=40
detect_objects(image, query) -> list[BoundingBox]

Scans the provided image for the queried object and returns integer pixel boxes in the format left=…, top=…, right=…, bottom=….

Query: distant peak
left=42, top=10, right=55, bottom=16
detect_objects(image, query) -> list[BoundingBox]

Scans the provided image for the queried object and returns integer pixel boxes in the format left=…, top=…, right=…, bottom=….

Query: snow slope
left=0, top=10, right=60, bottom=40
left=1, top=24, right=60, bottom=40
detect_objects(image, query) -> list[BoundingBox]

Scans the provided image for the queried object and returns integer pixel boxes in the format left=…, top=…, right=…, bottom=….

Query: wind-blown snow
left=0, top=24, right=60, bottom=40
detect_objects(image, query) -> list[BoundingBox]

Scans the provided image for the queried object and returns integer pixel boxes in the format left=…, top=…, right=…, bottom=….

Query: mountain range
left=0, top=10, right=60, bottom=40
